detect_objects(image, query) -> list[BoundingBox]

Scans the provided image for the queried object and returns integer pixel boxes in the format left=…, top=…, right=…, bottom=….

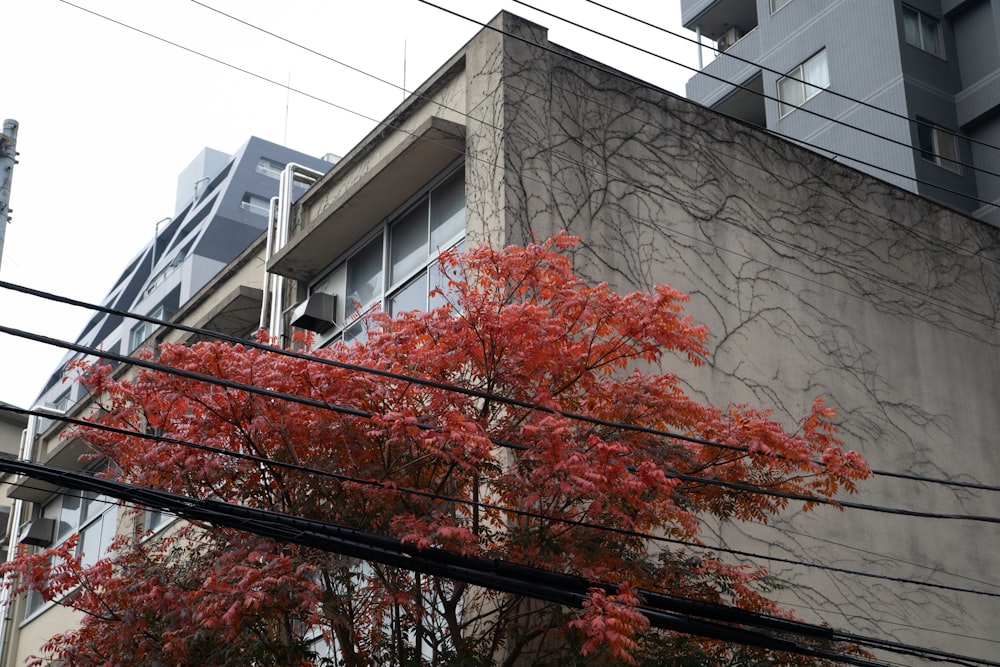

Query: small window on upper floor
left=770, top=0, right=793, bottom=14
left=916, top=119, right=961, bottom=173
left=256, top=158, right=284, bottom=179
left=777, top=50, right=829, bottom=117
left=903, top=6, right=943, bottom=57
left=241, top=193, right=271, bottom=217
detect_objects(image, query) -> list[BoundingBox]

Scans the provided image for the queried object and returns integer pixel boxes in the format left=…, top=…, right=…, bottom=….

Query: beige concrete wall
left=464, top=12, right=1000, bottom=663
left=282, top=12, right=999, bottom=660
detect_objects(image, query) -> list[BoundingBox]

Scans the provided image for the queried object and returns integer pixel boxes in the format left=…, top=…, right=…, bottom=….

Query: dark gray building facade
left=33, top=136, right=332, bottom=411
left=682, top=0, right=1000, bottom=224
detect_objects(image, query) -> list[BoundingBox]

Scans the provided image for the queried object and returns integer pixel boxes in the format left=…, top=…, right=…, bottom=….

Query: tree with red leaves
left=2, top=233, right=869, bottom=666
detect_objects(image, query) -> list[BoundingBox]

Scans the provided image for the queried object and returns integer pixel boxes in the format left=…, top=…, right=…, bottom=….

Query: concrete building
left=2, top=9, right=999, bottom=665
left=682, top=0, right=1000, bottom=225
left=265, top=11, right=1000, bottom=664
left=0, top=137, right=331, bottom=666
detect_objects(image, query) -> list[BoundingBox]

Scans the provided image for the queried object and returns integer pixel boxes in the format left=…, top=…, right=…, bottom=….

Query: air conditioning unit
left=20, top=518, right=55, bottom=548
left=717, top=26, right=743, bottom=52
left=289, top=292, right=336, bottom=333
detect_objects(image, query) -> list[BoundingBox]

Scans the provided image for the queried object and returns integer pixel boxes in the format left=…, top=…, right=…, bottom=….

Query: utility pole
left=0, top=119, right=19, bottom=273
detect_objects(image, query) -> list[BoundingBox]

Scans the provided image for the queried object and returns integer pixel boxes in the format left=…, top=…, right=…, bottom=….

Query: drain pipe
left=0, top=406, right=65, bottom=667
left=260, top=164, right=324, bottom=343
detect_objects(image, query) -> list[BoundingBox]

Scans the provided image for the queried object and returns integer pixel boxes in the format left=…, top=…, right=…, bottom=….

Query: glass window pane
left=935, top=129, right=960, bottom=172
left=57, top=494, right=82, bottom=542
left=778, top=74, right=803, bottom=116
left=391, top=201, right=429, bottom=285
left=920, top=16, right=941, bottom=56
left=389, top=273, right=428, bottom=316
left=917, top=122, right=936, bottom=161
left=344, top=317, right=368, bottom=345
left=430, top=171, right=465, bottom=251
left=903, top=9, right=920, bottom=47
left=79, top=508, right=117, bottom=569
left=346, top=234, right=383, bottom=315
left=429, top=241, right=464, bottom=311
left=803, top=51, right=829, bottom=98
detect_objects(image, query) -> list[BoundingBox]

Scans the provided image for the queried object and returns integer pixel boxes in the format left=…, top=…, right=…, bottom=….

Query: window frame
left=308, top=163, right=465, bottom=346
left=777, top=49, right=830, bottom=118
left=902, top=6, right=944, bottom=57
left=770, top=0, right=793, bottom=14
left=916, top=120, right=961, bottom=173
left=25, top=491, right=118, bottom=618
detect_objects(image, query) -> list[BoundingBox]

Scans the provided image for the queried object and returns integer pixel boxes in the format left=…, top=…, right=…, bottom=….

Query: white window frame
left=902, top=6, right=944, bottom=57
left=777, top=50, right=830, bottom=118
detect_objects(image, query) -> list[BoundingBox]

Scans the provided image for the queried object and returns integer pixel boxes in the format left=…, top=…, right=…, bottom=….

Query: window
left=310, top=165, right=465, bottom=344
left=241, top=193, right=271, bottom=217
left=255, top=158, right=284, bottom=179
left=777, top=50, right=829, bottom=117
left=129, top=297, right=176, bottom=352
left=49, top=389, right=72, bottom=413
left=770, top=0, right=793, bottom=13
left=26, top=492, right=117, bottom=616
left=903, top=7, right=943, bottom=57
left=917, top=120, right=960, bottom=173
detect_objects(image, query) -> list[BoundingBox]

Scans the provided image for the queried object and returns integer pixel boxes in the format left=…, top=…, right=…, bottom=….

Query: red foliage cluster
left=1, top=233, right=869, bottom=666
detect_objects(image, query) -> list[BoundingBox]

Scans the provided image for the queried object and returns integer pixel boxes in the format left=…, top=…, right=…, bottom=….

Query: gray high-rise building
left=682, top=0, right=1000, bottom=225
left=31, top=137, right=333, bottom=412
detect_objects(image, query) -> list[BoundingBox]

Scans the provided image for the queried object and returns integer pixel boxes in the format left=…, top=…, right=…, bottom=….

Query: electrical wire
left=11, top=3, right=996, bottom=664
left=581, top=0, right=1000, bottom=155
left=4, top=453, right=996, bottom=667
left=508, top=0, right=1000, bottom=192
left=58, top=1, right=1000, bottom=342
left=5, top=402, right=998, bottom=605
left=6, top=320, right=1000, bottom=526
left=188, top=0, right=1000, bottom=278
left=4, top=277, right=1000, bottom=498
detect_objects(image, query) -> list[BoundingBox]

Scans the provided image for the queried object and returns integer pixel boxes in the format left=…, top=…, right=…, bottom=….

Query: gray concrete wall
left=466, top=13, right=1000, bottom=663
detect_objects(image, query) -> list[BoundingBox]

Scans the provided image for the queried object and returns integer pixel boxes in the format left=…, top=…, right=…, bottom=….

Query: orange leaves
left=569, top=584, right=649, bottom=663
left=5, top=233, right=871, bottom=665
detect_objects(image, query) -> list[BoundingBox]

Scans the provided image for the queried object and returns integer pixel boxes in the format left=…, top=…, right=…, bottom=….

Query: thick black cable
left=582, top=0, right=1000, bottom=155
left=3, top=454, right=984, bottom=667
left=6, top=402, right=998, bottom=604
left=6, top=321, right=1000, bottom=525
left=509, top=0, right=1000, bottom=190
left=4, top=278, right=999, bottom=497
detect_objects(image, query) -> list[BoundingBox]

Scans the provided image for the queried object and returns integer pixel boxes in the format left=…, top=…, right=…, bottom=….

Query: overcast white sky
left=0, top=0, right=700, bottom=409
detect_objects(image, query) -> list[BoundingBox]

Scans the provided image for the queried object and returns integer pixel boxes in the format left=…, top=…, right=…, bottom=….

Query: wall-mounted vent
left=289, top=292, right=336, bottom=333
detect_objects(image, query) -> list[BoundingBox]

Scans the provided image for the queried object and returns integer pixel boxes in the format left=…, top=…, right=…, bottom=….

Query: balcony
left=686, top=25, right=766, bottom=127
left=681, top=0, right=759, bottom=43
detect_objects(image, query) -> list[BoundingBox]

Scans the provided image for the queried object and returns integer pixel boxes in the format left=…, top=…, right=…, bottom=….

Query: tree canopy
left=2, top=233, right=870, bottom=666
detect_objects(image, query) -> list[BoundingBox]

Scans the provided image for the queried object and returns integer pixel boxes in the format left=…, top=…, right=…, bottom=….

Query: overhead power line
left=6, top=319, right=1000, bottom=526
left=507, top=0, right=1000, bottom=192
left=6, top=402, right=999, bottom=605
left=188, top=0, right=1000, bottom=277
left=57, top=1, right=1000, bottom=338
left=4, top=278, right=999, bottom=497
left=579, top=0, right=1000, bottom=154
left=5, top=452, right=998, bottom=667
